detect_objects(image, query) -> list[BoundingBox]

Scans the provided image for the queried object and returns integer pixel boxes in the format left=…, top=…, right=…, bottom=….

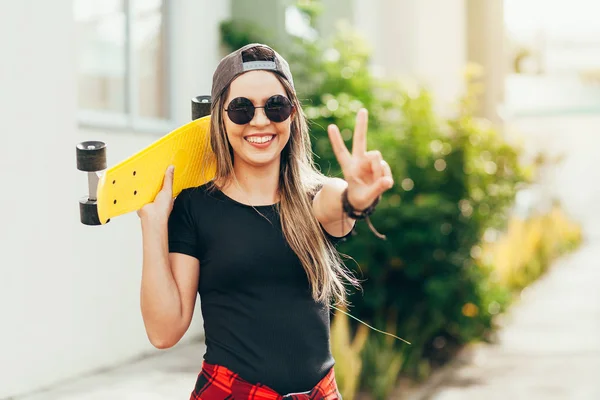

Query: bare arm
left=312, top=177, right=356, bottom=237
left=137, top=166, right=199, bottom=349
left=139, top=218, right=199, bottom=349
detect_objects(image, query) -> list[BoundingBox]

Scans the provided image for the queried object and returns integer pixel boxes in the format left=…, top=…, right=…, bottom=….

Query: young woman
left=137, top=43, right=394, bottom=399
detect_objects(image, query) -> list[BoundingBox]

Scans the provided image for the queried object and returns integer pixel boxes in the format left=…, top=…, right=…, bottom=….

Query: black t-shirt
left=167, top=182, right=351, bottom=394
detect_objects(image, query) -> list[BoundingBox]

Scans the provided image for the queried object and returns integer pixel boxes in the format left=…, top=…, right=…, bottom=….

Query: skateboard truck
left=76, top=141, right=107, bottom=225
left=192, top=95, right=211, bottom=121
left=76, top=95, right=212, bottom=226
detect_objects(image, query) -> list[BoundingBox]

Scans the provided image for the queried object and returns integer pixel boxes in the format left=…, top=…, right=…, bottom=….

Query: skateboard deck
left=95, top=116, right=216, bottom=224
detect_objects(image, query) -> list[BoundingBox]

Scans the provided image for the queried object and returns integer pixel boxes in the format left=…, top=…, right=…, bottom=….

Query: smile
left=245, top=135, right=275, bottom=144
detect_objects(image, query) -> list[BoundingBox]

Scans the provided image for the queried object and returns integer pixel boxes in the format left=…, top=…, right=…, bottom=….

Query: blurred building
left=0, top=0, right=504, bottom=398
left=504, top=0, right=600, bottom=115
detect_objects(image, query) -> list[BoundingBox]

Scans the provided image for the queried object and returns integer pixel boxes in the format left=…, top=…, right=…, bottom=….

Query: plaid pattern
left=190, top=361, right=342, bottom=400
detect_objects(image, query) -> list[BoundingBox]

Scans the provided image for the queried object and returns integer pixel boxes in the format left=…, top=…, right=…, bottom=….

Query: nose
left=249, top=106, right=270, bottom=127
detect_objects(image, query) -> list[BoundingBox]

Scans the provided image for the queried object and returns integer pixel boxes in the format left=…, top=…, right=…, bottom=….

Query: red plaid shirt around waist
left=190, top=361, right=342, bottom=400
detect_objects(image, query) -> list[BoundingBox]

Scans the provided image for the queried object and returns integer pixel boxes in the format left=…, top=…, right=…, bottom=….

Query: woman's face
left=223, top=70, right=293, bottom=170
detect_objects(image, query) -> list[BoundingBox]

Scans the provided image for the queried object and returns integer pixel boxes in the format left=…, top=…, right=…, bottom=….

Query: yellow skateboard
left=76, top=96, right=215, bottom=225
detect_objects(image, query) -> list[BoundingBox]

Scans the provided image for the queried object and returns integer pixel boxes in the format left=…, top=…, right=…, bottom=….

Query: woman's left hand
left=328, top=108, right=394, bottom=212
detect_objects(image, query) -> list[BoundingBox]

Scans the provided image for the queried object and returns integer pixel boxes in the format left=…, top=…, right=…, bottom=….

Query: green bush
left=220, top=5, right=531, bottom=395
left=219, top=20, right=275, bottom=52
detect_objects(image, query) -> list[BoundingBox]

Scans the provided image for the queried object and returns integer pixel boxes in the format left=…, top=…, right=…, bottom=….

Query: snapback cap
left=211, top=43, right=295, bottom=102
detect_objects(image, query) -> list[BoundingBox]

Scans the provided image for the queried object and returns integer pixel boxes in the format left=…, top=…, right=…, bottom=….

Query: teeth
left=246, top=135, right=274, bottom=144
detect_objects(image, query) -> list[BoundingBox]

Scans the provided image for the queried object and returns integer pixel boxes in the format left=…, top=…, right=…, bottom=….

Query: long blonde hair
left=206, top=70, right=359, bottom=306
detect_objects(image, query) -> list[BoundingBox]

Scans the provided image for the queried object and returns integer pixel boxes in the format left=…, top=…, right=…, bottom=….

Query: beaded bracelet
left=341, top=188, right=386, bottom=239
left=341, top=188, right=380, bottom=219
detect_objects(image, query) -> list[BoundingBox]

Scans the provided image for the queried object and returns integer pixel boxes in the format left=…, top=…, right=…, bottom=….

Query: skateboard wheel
left=76, top=141, right=107, bottom=172
left=192, top=96, right=211, bottom=120
left=79, top=197, right=104, bottom=225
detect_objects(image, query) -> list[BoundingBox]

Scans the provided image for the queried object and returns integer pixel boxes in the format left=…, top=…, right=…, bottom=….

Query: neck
left=222, top=157, right=282, bottom=205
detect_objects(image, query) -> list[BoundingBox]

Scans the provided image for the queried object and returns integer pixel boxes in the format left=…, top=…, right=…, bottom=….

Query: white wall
left=353, top=0, right=467, bottom=115
left=0, top=0, right=229, bottom=398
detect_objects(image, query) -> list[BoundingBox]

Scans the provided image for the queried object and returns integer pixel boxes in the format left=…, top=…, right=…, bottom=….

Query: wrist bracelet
left=341, top=188, right=380, bottom=220
left=341, top=188, right=386, bottom=239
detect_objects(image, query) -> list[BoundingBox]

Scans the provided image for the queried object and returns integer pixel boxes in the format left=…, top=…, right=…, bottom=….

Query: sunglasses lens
left=265, top=95, right=293, bottom=123
left=227, top=97, right=254, bottom=125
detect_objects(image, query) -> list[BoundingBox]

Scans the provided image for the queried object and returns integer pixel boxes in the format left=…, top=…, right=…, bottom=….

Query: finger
left=328, top=124, right=352, bottom=168
left=366, top=150, right=383, bottom=179
left=381, top=159, right=392, bottom=180
left=352, top=108, right=368, bottom=157
left=365, top=176, right=394, bottom=200
left=161, top=165, right=175, bottom=193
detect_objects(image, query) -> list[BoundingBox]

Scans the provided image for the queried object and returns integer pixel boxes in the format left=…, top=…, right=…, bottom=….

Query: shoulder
left=169, top=182, right=222, bottom=233
left=176, top=181, right=217, bottom=203
left=170, top=183, right=215, bottom=220
left=173, top=181, right=242, bottom=220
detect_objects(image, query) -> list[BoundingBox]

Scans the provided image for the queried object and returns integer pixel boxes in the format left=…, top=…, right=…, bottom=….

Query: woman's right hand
left=137, top=165, right=175, bottom=224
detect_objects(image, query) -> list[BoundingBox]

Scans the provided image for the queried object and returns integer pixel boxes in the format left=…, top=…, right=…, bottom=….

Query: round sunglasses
left=225, top=95, right=294, bottom=125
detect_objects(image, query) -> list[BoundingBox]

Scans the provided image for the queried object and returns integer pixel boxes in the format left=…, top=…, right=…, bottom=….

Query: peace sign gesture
left=328, top=109, right=394, bottom=212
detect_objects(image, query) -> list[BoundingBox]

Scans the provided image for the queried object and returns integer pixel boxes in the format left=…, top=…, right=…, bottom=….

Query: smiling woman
left=136, top=43, right=394, bottom=399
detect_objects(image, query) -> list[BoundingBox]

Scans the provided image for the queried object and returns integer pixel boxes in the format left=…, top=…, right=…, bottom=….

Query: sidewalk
left=17, top=340, right=207, bottom=399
